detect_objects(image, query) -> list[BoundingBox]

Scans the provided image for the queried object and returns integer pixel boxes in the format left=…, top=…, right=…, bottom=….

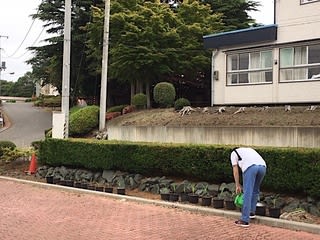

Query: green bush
left=1, top=148, right=33, bottom=163
left=107, top=105, right=127, bottom=113
left=174, top=98, right=191, bottom=110
left=131, top=93, right=147, bottom=109
left=69, top=105, right=99, bottom=136
left=0, top=141, right=16, bottom=157
left=33, top=99, right=43, bottom=107
left=43, top=97, right=61, bottom=107
left=153, top=82, right=176, bottom=108
left=69, top=106, right=82, bottom=115
left=33, top=96, right=61, bottom=107
left=39, top=138, right=320, bottom=199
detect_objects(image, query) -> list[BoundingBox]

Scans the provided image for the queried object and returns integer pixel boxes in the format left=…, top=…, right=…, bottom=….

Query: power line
left=5, top=1, right=43, bottom=58
left=9, top=27, right=46, bottom=60
left=5, top=18, right=38, bottom=58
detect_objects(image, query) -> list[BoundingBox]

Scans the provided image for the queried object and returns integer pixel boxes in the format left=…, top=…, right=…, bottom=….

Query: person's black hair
left=232, top=147, right=242, bottom=161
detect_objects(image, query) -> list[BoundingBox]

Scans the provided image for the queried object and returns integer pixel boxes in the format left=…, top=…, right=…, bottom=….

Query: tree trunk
left=146, top=81, right=151, bottom=109
left=136, top=80, right=143, bottom=93
left=131, top=81, right=135, bottom=104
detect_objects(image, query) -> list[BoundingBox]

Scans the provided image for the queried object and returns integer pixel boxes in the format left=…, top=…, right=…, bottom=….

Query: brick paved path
left=0, top=179, right=320, bottom=240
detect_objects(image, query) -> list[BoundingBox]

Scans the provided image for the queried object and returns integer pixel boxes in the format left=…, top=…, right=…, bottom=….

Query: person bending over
left=231, top=147, right=267, bottom=228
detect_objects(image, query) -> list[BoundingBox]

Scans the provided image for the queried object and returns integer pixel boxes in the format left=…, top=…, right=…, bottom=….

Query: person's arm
left=232, top=165, right=242, bottom=194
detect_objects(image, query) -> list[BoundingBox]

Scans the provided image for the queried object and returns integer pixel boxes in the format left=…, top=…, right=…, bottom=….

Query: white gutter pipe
left=211, top=50, right=218, bottom=106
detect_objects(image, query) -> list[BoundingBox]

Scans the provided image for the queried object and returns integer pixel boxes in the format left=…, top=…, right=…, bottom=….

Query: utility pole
left=99, top=0, right=110, bottom=130
left=0, top=35, right=9, bottom=97
left=61, top=0, right=71, bottom=138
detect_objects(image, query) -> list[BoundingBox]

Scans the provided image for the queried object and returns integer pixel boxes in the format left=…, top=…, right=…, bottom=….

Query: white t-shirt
left=230, top=147, right=266, bottom=172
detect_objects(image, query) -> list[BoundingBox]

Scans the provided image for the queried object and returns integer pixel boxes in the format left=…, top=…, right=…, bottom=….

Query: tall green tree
left=86, top=0, right=224, bottom=107
left=28, top=0, right=104, bottom=98
left=0, top=80, right=13, bottom=96
left=26, top=0, right=259, bottom=107
left=201, top=0, right=260, bottom=30
left=3, top=72, right=36, bottom=97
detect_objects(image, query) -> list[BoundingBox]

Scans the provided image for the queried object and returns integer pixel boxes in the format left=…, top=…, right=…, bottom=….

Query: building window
left=279, top=44, right=320, bottom=81
left=301, top=0, right=320, bottom=4
left=227, top=50, right=273, bottom=85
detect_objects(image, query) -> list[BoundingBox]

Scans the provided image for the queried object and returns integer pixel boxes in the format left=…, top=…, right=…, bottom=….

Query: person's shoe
left=235, top=220, right=249, bottom=228
left=250, top=213, right=256, bottom=219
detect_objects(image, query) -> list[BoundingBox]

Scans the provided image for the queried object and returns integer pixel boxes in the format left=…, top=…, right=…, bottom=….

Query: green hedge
left=107, top=105, right=127, bottom=113
left=33, top=96, right=61, bottom=107
left=38, top=138, right=320, bottom=198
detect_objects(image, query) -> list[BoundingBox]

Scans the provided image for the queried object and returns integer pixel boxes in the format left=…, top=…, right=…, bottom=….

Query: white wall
left=276, top=0, right=320, bottom=43
left=278, top=81, right=320, bottom=103
left=107, top=125, right=320, bottom=148
left=211, top=51, right=226, bottom=105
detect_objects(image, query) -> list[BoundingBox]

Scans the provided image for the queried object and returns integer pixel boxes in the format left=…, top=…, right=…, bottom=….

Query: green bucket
left=234, top=193, right=244, bottom=208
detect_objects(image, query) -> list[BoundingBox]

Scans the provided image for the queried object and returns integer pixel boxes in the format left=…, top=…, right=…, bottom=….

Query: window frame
left=226, top=50, right=273, bottom=86
left=300, top=0, right=320, bottom=4
left=279, top=44, right=320, bottom=82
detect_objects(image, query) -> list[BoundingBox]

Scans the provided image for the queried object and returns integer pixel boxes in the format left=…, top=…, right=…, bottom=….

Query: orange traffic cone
left=25, top=153, right=37, bottom=175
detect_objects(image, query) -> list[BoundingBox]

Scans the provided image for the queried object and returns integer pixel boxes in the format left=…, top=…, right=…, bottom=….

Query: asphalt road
left=0, top=102, right=52, bottom=147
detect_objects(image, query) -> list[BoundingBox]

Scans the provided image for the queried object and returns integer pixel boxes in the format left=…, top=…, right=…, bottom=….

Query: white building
left=203, top=0, right=320, bottom=105
left=36, top=82, right=59, bottom=97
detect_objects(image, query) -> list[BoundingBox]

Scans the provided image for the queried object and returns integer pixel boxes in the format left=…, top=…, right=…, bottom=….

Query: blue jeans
left=241, top=165, right=266, bottom=223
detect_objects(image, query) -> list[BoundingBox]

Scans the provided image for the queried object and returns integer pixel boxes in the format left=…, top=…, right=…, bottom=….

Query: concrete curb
left=1, top=176, right=320, bottom=235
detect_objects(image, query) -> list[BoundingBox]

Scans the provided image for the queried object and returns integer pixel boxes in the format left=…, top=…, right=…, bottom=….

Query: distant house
left=36, top=82, right=59, bottom=97
left=203, top=0, right=320, bottom=105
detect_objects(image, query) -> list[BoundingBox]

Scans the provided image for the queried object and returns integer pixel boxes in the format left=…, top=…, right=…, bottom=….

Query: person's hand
left=236, top=184, right=242, bottom=194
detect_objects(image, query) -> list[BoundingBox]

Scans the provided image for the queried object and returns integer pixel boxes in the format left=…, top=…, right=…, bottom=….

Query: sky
left=0, top=0, right=274, bottom=82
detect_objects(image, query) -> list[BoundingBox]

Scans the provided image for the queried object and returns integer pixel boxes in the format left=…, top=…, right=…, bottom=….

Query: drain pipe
left=211, top=50, right=218, bottom=106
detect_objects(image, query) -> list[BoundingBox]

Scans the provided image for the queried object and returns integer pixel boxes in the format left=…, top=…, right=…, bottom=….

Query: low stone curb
left=1, top=176, right=320, bottom=235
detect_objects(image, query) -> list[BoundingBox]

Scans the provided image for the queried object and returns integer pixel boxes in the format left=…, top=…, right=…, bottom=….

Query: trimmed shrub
left=174, top=98, right=191, bottom=110
left=153, top=82, right=176, bottom=108
left=43, top=97, right=61, bottom=107
left=33, top=96, right=61, bottom=107
left=39, top=139, right=320, bottom=198
left=107, top=105, right=127, bottom=113
left=70, top=106, right=82, bottom=115
left=0, top=141, right=16, bottom=157
left=69, top=105, right=99, bottom=136
left=131, top=93, right=147, bottom=109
